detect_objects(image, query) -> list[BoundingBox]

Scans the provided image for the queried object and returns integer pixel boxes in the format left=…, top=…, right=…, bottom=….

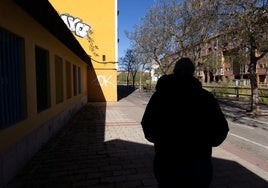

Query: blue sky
left=118, top=0, right=156, bottom=59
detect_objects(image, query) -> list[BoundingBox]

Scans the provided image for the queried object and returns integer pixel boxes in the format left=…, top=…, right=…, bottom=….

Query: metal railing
left=203, top=85, right=268, bottom=104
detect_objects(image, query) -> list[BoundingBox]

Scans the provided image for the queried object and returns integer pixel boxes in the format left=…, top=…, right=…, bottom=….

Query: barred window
left=0, top=27, right=26, bottom=128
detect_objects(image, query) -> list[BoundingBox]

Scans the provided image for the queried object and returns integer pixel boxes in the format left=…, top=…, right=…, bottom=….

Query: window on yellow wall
left=35, top=46, right=51, bottom=112
left=78, top=67, right=81, bottom=94
left=55, top=55, right=63, bottom=104
left=73, top=65, right=77, bottom=96
left=0, top=27, right=27, bottom=129
left=66, top=61, right=72, bottom=99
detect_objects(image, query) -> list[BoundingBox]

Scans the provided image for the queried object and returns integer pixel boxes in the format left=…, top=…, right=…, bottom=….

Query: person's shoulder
left=158, top=74, right=172, bottom=81
left=200, top=88, right=214, bottom=96
left=155, top=74, right=174, bottom=90
left=201, top=88, right=216, bottom=100
left=192, top=77, right=202, bottom=88
left=199, top=88, right=220, bottom=106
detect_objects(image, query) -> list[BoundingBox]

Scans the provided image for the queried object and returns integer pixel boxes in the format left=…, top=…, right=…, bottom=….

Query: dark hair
left=173, top=57, right=195, bottom=76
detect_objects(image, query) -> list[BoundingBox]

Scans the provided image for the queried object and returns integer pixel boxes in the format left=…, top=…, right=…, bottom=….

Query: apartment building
left=199, top=36, right=267, bottom=85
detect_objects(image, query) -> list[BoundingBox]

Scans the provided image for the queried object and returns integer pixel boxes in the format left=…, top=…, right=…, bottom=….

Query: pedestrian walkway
left=6, top=87, right=268, bottom=188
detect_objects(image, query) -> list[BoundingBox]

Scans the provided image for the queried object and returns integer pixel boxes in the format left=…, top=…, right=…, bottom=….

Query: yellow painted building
left=49, top=0, right=118, bottom=102
left=0, top=0, right=106, bottom=186
left=0, top=1, right=118, bottom=186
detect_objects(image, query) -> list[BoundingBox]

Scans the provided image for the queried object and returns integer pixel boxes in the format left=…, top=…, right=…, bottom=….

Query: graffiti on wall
left=92, top=75, right=115, bottom=88
left=60, top=14, right=91, bottom=38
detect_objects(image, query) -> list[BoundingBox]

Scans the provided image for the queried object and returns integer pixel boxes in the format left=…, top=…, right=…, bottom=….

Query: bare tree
left=126, top=0, right=181, bottom=75
left=217, top=0, right=268, bottom=114
left=123, top=0, right=268, bottom=115
left=127, top=0, right=222, bottom=76
left=119, top=49, right=139, bottom=88
left=134, top=51, right=153, bottom=91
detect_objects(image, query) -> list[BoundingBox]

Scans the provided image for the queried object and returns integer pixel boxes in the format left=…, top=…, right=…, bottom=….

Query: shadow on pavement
left=6, top=86, right=268, bottom=188
left=7, top=109, right=268, bottom=187
left=211, top=158, right=268, bottom=187
left=117, top=85, right=136, bottom=101
left=7, top=125, right=268, bottom=187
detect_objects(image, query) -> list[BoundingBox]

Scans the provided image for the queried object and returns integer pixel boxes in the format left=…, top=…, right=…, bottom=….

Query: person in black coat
left=141, top=57, right=229, bottom=188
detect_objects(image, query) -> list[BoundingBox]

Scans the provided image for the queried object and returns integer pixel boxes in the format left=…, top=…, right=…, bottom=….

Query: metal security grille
left=0, top=28, right=26, bottom=129
left=35, top=46, right=51, bottom=112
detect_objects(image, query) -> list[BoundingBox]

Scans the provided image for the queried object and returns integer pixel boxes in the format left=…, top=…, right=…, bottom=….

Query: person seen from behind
left=141, top=57, right=229, bottom=188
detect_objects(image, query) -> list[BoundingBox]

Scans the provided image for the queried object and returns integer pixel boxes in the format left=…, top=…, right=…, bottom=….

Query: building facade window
left=73, top=64, right=77, bottom=96
left=35, top=46, right=51, bottom=112
left=66, top=61, right=72, bottom=99
left=77, top=67, right=81, bottom=94
left=55, top=55, right=63, bottom=104
left=0, top=28, right=26, bottom=128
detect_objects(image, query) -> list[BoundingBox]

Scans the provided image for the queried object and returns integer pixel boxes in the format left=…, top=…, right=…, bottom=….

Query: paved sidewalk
left=6, top=87, right=268, bottom=188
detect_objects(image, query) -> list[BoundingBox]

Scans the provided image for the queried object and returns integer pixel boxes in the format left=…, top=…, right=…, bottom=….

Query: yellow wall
left=0, top=1, right=92, bottom=185
left=49, top=0, right=118, bottom=101
left=0, top=0, right=89, bottom=151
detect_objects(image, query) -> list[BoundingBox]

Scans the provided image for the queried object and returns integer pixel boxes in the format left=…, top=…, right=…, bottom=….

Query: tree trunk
left=127, top=72, right=130, bottom=86
left=248, top=51, right=259, bottom=115
left=139, top=71, right=142, bottom=92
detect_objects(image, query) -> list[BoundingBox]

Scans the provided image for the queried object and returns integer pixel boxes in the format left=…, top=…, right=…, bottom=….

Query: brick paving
left=5, top=87, right=268, bottom=188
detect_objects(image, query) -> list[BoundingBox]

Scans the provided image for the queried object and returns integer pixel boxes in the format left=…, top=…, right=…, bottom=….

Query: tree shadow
left=117, top=85, right=136, bottom=100
left=219, top=99, right=268, bottom=130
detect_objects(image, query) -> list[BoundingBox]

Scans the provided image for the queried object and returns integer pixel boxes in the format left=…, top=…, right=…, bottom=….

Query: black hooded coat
left=141, top=74, right=229, bottom=160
